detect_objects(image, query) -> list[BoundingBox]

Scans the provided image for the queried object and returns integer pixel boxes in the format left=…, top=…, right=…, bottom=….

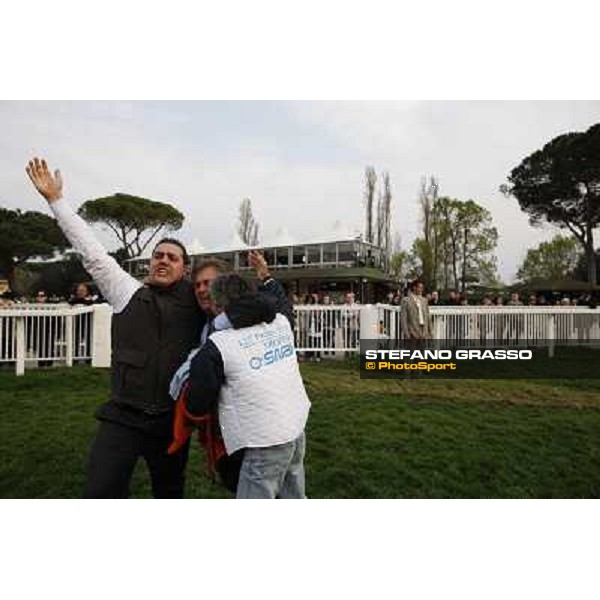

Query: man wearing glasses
left=26, top=157, right=204, bottom=498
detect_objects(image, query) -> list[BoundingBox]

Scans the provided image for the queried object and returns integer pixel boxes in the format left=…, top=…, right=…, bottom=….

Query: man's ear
left=184, top=264, right=191, bottom=277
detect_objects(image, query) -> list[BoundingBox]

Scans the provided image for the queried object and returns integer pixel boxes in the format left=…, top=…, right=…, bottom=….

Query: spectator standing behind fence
left=391, top=292, right=402, bottom=306
left=507, top=292, right=523, bottom=306
left=445, top=290, right=460, bottom=306
left=321, top=294, right=338, bottom=356
left=68, top=283, right=95, bottom=306
left=493, top=295, right=507, bottom=340
left=28, top=290, right=55, bottom=367
left=26, top=157, right=203, bottom=499
left=340, top=291, right=359, bottom=351
left=68, top=283, right=96, bottom=363
left=304, top=294, right=322, bottom=362
left=478, top=296, right=494, bottom=341
left=400, top=280, right=432, bottom=340
left=506, top=291, right=524, bottom=341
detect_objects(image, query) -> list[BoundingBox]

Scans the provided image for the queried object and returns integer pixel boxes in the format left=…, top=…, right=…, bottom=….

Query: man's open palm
left=26, top=157, right=63, bottom=203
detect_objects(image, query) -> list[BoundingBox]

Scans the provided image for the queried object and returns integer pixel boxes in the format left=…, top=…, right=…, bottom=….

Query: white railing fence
left=0, top=304, right=112, bottom=376
left=2, top=303, right=599, bottom=374
left=428, top=306, right=600, bottom=343
left=294, top=306, right=361, bottom=352
left=293, top=305, right=600, bottom=352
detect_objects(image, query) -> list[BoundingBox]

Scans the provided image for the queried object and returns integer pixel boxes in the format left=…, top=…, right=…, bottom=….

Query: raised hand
left=26, top=157, right=63, bottom=203
left=248, top=250, right=271, bottom=281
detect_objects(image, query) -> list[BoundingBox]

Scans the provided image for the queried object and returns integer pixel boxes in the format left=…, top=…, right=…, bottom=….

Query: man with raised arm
left=26, top=157, right=204, bottom=498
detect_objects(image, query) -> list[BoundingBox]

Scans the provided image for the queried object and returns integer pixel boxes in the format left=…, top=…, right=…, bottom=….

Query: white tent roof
left=126, top=221, right=372, bottom=262
left=265, top=226, right=295, bottom=247
left=188, top=238, right=206, bottom=255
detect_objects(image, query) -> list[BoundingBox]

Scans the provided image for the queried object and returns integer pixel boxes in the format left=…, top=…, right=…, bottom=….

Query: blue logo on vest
left=249, top=343, right=294, bottom=370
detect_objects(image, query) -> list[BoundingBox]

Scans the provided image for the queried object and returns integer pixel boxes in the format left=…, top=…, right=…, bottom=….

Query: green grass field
left=1, top=362, right=600, bottom=498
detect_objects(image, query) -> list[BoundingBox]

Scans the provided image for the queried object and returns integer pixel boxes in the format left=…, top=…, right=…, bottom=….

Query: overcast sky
left=1, top=100, right=599, bottom=282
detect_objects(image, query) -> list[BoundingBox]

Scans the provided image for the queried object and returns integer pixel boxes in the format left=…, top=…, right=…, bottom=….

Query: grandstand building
left=125, top=235, right=395, bottom=303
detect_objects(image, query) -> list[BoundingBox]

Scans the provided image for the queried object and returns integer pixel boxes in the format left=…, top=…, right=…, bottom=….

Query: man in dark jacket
left=26, top=157, right=204, bottom=498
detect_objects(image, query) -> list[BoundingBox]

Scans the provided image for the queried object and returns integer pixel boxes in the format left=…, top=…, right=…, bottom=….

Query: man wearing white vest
left=187, top=274, right=311, bottom=499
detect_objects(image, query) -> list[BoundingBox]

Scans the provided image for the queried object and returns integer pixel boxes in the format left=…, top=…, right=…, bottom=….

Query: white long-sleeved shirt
left=50, top=199, right=142, bottom=314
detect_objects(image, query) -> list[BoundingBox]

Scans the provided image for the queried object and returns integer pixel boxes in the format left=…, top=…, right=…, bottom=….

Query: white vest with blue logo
left=209, top=313, right=311, bottom=454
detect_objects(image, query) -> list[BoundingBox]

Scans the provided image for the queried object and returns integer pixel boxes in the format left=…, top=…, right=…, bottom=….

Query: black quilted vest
left=110, top=280, right=204, bottom=414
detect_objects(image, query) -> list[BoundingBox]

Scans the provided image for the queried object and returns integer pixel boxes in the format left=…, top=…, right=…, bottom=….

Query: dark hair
left=210, top=273, right=255, bottom=309
left=191, top=257, right=232, bottom=280
left=73, top=282, right=90, bottom=297
left=410, top=279, right=425, bottom=291
left=153, top=238, right=190, bottom=265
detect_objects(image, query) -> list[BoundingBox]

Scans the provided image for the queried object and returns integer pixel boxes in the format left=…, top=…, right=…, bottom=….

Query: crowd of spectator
left=0, top=283, right=102, bottom=308
left=289, top=288, right=598, bottom=309
left=429, top=289, right=599, bottom=308
left=3, top=283, right=595, bottom=310
left=0, top=283, right=102, bottom=368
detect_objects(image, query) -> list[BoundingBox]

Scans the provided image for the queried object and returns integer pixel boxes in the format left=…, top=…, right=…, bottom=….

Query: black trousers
left=84, top=420, right=190, bottom=499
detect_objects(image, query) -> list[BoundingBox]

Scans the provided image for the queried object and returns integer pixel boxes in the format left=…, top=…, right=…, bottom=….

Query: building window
left=238, top=252, right=249, bottom=269
left=275, top=247, right=290, bottom=267
left=322, top=243, right=336, bottom=265
left=132, top=261, right=149, bottom=276
left=306, top=245, right=321, bottom=266
left=263, top=248, right=275, bottom=266
left=337, top=242, right=356, bottom=266
left=215, top=252, right=235, bottom=269
left=293, top=246, right=306, bottom=266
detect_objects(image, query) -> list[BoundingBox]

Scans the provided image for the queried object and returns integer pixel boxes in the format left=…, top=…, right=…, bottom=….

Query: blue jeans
left=236, top=431, right=306, bottom=499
